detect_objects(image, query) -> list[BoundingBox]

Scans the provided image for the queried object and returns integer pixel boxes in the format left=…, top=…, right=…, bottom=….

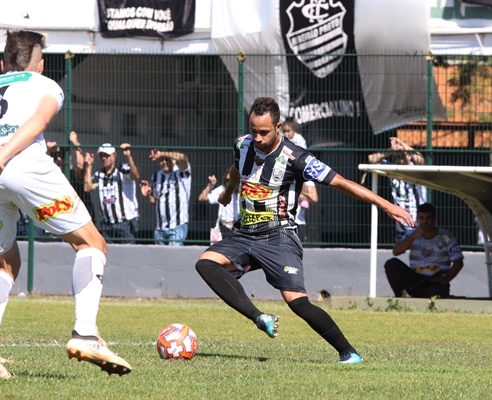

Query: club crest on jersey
left=241, top=182, right=273, bottom=200
left=285, top=0, right=348, bottom=79
left=33, top=196, right=73, bottom=222
left=303, top=156, right=328, bottom=181
left=273, top=168, right=285, bottom=182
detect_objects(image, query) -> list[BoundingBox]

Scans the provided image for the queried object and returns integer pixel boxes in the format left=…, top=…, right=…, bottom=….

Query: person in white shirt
left=282, top=118, right=318, bottom=242
left=199, top=168, right=240, bottom=239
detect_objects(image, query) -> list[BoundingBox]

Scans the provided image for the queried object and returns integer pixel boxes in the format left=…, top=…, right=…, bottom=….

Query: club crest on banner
left=285, top=0, right=348, bottom=79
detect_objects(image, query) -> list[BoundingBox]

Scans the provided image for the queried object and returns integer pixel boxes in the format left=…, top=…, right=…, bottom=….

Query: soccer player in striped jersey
left=195, top=97, right=414, bottom=364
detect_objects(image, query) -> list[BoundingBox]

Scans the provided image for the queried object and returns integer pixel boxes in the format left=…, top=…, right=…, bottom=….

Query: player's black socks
left=196, top=259, right=262, bottom=321
left=288, top=296, right=355, bottom=354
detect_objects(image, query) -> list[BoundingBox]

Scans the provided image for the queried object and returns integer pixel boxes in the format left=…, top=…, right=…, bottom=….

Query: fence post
left=237, top=52, right=246, bottom=135
left=64, top=51, right=74, bottom=177
left=426, top=53, right=434, bottom=203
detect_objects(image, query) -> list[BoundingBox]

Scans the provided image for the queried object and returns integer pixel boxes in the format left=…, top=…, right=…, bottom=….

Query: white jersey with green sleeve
left=0, top=71, right=64, bottom=159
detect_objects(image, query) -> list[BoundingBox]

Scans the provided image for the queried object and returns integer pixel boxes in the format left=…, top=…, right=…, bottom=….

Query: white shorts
left=0, top=153, right=92, bottom=254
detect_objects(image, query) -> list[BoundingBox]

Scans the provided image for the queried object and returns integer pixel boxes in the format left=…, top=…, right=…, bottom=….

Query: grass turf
left=1, top=296, right=491, bottom=399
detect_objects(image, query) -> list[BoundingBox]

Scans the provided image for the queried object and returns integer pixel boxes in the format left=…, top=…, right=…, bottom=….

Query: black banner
left=279, top=0, right=371, bottom=147
left=98, top=0, right=195, bottom=39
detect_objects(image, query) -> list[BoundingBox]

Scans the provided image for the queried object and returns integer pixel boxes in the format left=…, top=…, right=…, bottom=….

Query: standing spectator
left=84, top=143, right=140, bottom=244
left=0, top=29, right=131, bottom=378
left=282, top=118, right=318, bottom=242
left=199, top=169, right=240, bottom=240
left=385, top=203, right=464, bottom=298
left=47, top=131, right=95, bottom=219
left=140, top=149, right=191, bottom=246
left=368, top=137, right=427, bottom=241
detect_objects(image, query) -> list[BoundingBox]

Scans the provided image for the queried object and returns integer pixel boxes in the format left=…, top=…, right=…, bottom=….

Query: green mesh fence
left=3, top=52, right=491, bottom=249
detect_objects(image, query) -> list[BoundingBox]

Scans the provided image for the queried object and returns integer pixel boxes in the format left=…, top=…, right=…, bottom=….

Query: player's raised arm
left=328, top=173, right=414, bottom=227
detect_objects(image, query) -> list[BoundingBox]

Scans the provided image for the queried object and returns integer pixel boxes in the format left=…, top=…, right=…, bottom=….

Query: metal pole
left=27, top=218, right=35, bottom=294
left=369, top=173, right=379, bottom=298
left=426, top=53, right=434, bottom=203
left=237, top=52, right=246, bottom=136
left=64, top=51, right=74, bottom=178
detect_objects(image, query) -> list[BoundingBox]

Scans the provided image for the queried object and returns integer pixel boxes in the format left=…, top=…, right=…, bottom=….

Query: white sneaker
left=0, top=357, right=13, bottom=379
left=66, top=330, right=132, bottom=376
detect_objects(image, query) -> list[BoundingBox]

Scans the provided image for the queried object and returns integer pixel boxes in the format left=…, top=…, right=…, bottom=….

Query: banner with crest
left=212, top=0, right=446, bottom=147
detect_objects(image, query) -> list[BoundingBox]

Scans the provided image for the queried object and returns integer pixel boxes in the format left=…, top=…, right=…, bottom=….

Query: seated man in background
left=384, top=203, right=464, bottom=298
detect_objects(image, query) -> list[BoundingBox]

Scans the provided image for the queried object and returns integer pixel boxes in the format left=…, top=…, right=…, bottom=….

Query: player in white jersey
left=0, top=30, right=131, bottom=378
left=385, top=203, right=464, bottom=298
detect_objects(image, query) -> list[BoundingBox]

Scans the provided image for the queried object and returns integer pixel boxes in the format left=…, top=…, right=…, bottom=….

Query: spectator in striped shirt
left=84, top=143, right=140, bottom=244
left=368, top=137, right=427, bottom=241
left=140, top=149, right=191, bottom=246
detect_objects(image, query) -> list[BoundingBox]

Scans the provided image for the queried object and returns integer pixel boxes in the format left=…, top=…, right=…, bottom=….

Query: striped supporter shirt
left=150, top=165, right=192, bottom=229
left=92, top=163, right=139, bottom=224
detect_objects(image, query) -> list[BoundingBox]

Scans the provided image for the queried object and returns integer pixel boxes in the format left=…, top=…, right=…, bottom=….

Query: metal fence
left=4, top=52, right=491, bottom=250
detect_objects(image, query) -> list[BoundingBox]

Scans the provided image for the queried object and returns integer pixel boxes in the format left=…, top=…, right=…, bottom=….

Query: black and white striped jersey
left=150, top=165, right=192, bottom=229
left=234, top=134, right=336, bottom=226
left=92, top=163, right=139, bottom=224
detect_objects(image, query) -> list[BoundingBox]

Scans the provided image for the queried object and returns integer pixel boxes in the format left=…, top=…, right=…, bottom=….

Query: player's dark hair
left=283, top=116, right=301, bottom=134
left=249, top=97, right=281, bottom=125
left=3, top=30, right=46, bottom=71
left=418, top=203, right=435, bottom=216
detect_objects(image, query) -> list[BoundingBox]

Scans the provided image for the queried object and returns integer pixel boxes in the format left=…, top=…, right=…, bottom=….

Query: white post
left=369, top=173, right=378, bottom=298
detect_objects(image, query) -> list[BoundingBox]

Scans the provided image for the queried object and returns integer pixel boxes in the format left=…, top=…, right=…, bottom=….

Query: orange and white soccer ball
left=157, top=323, right=198, bottom=360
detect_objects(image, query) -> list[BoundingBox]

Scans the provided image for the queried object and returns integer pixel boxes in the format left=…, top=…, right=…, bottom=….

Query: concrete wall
left=12, top=242, right=490, bottom=299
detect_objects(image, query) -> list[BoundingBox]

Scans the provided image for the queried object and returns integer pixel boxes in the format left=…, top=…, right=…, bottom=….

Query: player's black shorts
left=206, top=220, right=306, bottom=292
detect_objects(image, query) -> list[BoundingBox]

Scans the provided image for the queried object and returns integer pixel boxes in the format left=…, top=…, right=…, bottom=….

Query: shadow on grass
left=13, top=370, right=69, bottom=379
left=196, top=353, right=268, bottom=362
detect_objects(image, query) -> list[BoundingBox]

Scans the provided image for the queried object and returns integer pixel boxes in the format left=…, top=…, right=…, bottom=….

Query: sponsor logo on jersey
left=241, top=182, right=273, bottom=200
left=241, top=210, right=274, bottom=225
left=303, top=156, right=328, bottom=181
left=420, top=247, right=434, bottom=258
left=283, top=266, right=299, bottom=275
left=414, top=265, right=440, bottom=274
left=102, top=196, right=117, bottom=205
left=0, top=124, right=19, bottom=137
left=449, top=243, right=461, bottom=254
left=33, top=196, right=73, bottom=222
left=281, top=148, right=296, bottom=160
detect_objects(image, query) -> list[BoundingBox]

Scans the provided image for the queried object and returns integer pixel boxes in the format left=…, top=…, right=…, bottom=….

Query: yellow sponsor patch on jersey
left=241, top=210, right=274, bottom=225
left=240, top=182, right=273, bottom=201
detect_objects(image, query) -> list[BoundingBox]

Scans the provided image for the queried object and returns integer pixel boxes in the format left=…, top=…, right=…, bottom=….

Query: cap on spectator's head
left=97, top=143, right=116, bottom=155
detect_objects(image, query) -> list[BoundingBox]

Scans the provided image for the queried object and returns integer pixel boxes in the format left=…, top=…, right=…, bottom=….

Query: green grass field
left=1, top=296, right=491, bottom=399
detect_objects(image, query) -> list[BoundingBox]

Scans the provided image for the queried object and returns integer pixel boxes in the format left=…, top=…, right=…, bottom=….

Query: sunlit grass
left=1, top=296, right=491, bottom=399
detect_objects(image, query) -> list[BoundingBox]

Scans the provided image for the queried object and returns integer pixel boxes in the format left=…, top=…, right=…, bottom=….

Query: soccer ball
left=157, top=323, right=198, bottom=360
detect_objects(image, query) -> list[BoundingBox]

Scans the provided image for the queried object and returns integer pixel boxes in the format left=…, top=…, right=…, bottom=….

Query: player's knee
left=288, top=296, right=310, bottom=316
left=195, top=258, right=221, bottom=277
